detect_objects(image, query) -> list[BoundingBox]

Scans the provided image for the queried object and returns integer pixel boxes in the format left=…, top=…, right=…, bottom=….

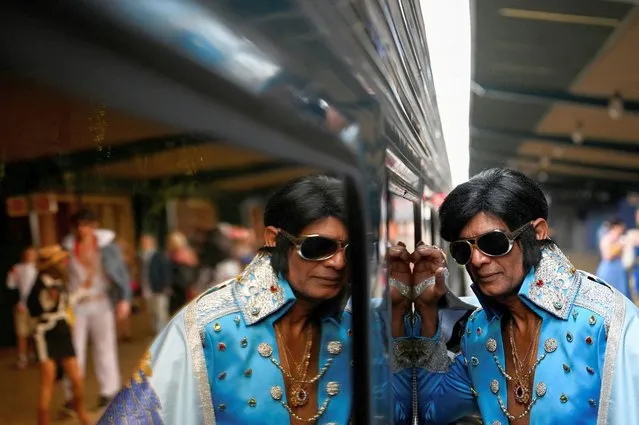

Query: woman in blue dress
left=596, top=218, right=630, bottom=297
left=623, top=210, right=639, bottom=304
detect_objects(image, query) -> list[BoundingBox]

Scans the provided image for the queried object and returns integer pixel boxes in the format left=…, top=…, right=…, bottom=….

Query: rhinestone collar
left=232, top=252, right=344, bottom=326
left=471, top=243, right=580, bottom=321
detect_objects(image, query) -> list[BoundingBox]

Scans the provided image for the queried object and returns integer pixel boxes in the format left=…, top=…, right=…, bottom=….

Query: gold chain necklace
left=275, top=323, right=314, bottom=408
left=508, top=318, right=541, bottom=405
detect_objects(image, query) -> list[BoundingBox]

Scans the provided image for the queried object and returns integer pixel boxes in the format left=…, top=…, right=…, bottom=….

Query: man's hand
left=387, top=242, right=412, bottom=309
left=115, top=300, right=131, bottom=321
left=411, top=242, right=449, bottom=308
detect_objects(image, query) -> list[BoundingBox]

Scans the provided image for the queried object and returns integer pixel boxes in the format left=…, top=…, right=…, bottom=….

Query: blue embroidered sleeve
left=392, top=366, right=414, bottom=425
left=416, top=323, right=477, bottom=424
left=97, top=310, right=207, bottom=425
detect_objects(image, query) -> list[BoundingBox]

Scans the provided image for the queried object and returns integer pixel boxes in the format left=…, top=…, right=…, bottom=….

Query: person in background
left=596, top=217, right=630, bottom=298
left=60, top=208, right=131, bottom=412
left=6, top=246, right=39, bottom=369
left=166, top=231, right=199, bottom=313
left=116, top=237, right=137, bottom=342
left=138, top=234, right=158, bottom=330
left=213, top=240, right=242, bottom=282
left=596, top=219, right=610, bottom=244
left=623, top=208, right=639, bottom=305
left=27, top=245, right=90, bottom=425
left=195, top=226, right=233, bottom=294
left=146, top=238, right=171, bottom=335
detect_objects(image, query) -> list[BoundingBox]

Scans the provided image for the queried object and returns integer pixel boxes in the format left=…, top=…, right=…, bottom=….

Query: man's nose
left=325, top=248, right=347, bottom=270
left=470, top=246, right=490, bottom=267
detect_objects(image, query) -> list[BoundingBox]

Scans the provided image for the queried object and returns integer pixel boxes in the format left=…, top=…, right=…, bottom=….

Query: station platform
left=1, top=310, right=153, bottom=425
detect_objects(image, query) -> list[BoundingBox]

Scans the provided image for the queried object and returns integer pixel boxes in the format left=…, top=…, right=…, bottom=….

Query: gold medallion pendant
left=290, top=383, right=309, bottom=407
left=513, top=383, right=531, bottom=404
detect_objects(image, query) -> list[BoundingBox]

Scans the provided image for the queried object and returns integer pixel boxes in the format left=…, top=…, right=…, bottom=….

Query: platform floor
left=1, top=312, right=153, bottom=425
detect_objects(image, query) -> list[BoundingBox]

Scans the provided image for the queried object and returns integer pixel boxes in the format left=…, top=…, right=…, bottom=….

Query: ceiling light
left=571, top=121, right=584, bottom=144
left=537, top=171, right=549, bottom=183
left=498, top=9, right=619, bottom=27
left=608, top=91, right=624, bottom=120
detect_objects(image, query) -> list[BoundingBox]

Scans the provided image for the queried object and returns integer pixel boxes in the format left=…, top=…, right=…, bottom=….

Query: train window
left=0, top=72, right=361, bottom=424
left=389, top=194, right=416, bottom=252
left=421, top=202, right=433, bottom=245
left=1, top=1, right=454, bottom=423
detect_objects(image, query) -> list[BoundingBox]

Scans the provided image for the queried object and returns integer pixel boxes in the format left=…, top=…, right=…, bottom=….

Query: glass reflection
left=0, top=74, right=360, bottom=424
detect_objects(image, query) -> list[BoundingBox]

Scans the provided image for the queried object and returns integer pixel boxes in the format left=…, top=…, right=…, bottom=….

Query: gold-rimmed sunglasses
left=449, top=221, right=533, bottom=265
left=278, top=229, right=349, bottom=261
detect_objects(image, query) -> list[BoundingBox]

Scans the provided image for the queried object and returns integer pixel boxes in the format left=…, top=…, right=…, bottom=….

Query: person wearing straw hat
left=26, top=244, right=90, bottom=425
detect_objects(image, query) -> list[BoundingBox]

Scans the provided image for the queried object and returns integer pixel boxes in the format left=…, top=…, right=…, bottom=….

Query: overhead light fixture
left=571, top=121, right=584, bottom=144
left=608, top=91, right=624, bottom=120
left=498, top=8, right=619, bottom=27
left=537, top=171, right=549, bottom=183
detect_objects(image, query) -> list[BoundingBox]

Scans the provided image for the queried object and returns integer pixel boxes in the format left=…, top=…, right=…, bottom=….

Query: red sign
left=6, top=196, right=29, bottom=217
left=32, top=193, right=58, bottom=214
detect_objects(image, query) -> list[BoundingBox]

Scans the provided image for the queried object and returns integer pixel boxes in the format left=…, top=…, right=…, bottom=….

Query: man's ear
left=532, top=218, right=549, bottom=240
left=264, top=226, right=279, bottom=247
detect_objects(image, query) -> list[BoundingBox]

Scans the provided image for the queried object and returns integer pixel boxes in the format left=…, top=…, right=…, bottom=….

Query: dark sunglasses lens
left=477, top=232, right=511, bottom=256
left=300, top=237, right=339, bottom=260
left=450, top=242, right=471, bottom=264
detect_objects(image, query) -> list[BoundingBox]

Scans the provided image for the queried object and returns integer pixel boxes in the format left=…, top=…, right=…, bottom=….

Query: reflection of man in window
left=99, top=175, right=360, bottom=424
left=392, top=168, right=639, bottom=425
left=61, top=208, right=131, bottom=412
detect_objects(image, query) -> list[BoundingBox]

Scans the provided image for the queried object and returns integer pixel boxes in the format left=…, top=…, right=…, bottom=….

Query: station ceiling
left=470, top=0, right=639, bottom=204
